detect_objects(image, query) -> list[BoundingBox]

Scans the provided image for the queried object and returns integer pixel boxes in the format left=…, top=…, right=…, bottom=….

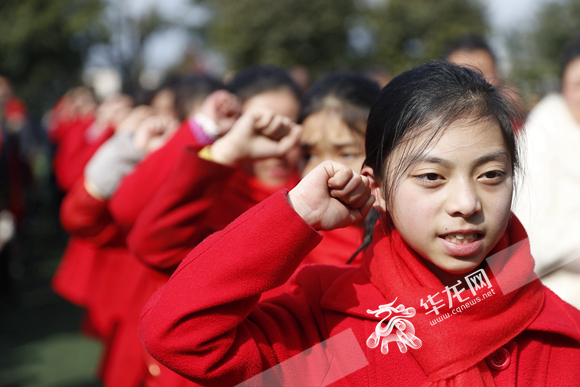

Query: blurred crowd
left=1, top=32, right=580, bottom=386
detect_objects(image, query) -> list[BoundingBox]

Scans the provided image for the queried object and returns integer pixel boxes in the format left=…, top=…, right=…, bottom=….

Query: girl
left=512, top=37, right=580, bottom=308
left=298, top=73, right=380, bottom=265
left=128, top=73, right=379, bottom=277
left=140, top=61, right=580, bottom=386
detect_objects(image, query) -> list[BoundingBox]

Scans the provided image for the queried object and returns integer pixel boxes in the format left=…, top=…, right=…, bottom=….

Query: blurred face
left=301, top=109, right=365, bottom=177
left=562, top=57, right=580, bottom=124
left=367, top=119, right=513, bottom=285
left=243, top=88, right=301, bottom=187
left=447, top=49, right=499, bottom=86
left=151, top=88, right=177, bottom=119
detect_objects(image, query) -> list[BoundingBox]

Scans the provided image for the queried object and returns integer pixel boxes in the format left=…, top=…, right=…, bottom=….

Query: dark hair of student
left=560, top=36, right=580, bottom=83
left=442, top=34, right=496, bottom=64
left=354, top=61, right=524, bottom=257
left=226, top=66, right=301, bottom=103
left=298, top=73, right=381, bottom=265
left=298, top=73, right=381, bottom=137
left=173, top=74, right=224, bottom=121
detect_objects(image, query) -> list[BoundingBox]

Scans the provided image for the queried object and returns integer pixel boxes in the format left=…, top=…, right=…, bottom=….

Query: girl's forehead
left=392, top=119, right=507, bottom=164
left=301, top=109, right=364, bottom=144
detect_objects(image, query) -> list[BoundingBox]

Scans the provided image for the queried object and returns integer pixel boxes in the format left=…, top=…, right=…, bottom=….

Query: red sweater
left=140, top=191, right=580, bottom=387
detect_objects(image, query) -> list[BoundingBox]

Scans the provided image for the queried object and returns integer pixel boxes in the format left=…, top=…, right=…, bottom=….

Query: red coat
left=128, top=146, right=298, bottom=276
left=60, top=119, right=214, bottom=387
left=52, top=119, right=114, bottom=192
left=51, top=120, right=114, bottom=307
left=128, top=146, right=360, bottom=278
left=108, top=121, right=202, bottom=234
left=140, top=191, right=580, bottom=387
left=59, top=178, right=163, bottom=387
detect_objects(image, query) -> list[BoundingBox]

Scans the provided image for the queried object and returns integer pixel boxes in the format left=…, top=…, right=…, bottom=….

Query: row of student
left=49, top=35, right=580, bottom=385
left=139, top=60, right=580, bottom=387
left=50, top=66, right=382, bottom=386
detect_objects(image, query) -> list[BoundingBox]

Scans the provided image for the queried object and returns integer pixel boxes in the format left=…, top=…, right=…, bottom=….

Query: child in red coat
left=128, top=73, right=380, bottom=281
left=140, top=61, right=580, bottom=386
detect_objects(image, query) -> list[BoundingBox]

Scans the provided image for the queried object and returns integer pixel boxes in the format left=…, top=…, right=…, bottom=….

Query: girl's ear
left=361, top=166, right=387, bottom=213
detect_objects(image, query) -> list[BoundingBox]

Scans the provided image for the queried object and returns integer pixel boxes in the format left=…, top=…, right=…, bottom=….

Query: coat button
left=486, top=346, right=510, bottom=371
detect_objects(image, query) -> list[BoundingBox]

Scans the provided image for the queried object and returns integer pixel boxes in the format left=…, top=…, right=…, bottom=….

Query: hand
left=116, top=105, right=156, bottom=133
left=133, top=115, right=179, bottom=155
left=287, top=161, right=375, bottom=231
left=209, top=107, right=301, bottom=165
left=197, top=90, right=242, bottom=136
left=96, top=94, right=133, bottom=129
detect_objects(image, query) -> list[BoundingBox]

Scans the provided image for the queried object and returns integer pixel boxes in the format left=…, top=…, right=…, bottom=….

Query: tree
left=201, top=0, right=358, bottom=74
left=508, top=0, right=580, bottom=99
left=360, top=0, right=488, bottom=74
left=0, top=0, right=107, bottom=116
left=200, top=0, right=488, bottom=78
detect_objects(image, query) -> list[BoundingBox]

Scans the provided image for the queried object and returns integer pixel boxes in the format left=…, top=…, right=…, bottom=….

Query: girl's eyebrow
left=472, top=150, right=510, bottom=167
left=417, top=150, right=509, bottom=168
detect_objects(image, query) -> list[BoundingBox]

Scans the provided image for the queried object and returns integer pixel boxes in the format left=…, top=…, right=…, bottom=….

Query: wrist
left=287, top=190, right=318, bottom=229
left=208, top=139, right=240, bottom=166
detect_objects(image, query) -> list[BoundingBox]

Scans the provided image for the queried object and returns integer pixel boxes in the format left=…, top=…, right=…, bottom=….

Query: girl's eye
left=415, top=173, right=444, bottom=186
left=480, top=170, right=505, bottom=181
left=340, top=153, right=362, bottom=160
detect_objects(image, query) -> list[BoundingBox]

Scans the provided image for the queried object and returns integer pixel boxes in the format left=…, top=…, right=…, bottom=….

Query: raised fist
left=287, top=161, right=374, bottom=231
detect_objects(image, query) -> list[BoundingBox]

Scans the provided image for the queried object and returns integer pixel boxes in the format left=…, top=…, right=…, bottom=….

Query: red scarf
left=362, top=214, right=545, bottom=386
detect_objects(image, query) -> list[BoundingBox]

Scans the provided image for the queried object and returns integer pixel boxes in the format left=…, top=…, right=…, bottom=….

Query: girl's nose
left=445, top=180, right=482, bottom=218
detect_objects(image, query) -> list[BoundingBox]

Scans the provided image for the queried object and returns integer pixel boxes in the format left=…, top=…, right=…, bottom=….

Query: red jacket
left=140, top=191, right=580, bottom=387
left=128, top=146, right=298, bottom=277
left=60, top=119, right=214, bottom=387
left=59, top=177, right=164, bottom=387
left=51, top=120, right=114, bottom=307
left=52, top=119, right=114, bottom=192
left=129, top=147, right=361, bottom=279
left=108, top=120, right=202, bottom=234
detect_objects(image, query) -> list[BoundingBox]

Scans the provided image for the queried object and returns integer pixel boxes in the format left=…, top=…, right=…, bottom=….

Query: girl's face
left=368, top=119, right=513, bottom=282
left=562, top=57, right=580, bottom=124
left=300, top=108, right=365, bottom=177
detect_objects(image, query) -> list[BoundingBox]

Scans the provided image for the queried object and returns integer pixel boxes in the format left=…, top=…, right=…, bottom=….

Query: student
left=52, top=93, right=132, bottom=309
left=512, top=37, right=580, bottom=308
left=140, top=61, right=580, bottom=386
left=298, top=73, right=380, bottom=265
left=128, top=73, right=379, bottom=279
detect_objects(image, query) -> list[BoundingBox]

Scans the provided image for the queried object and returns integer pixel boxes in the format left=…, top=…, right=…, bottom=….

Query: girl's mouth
left=442, top=233, right=480, bottom=244
left=439, top=232, right=484, bottom=256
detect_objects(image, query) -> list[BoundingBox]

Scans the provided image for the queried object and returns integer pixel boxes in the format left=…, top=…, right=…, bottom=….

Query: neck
left=420, top=256, right=487, bottom=288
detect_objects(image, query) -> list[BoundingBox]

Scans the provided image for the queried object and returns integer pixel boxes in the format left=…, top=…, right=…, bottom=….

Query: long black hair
left=356, top=61, right=524, bottom=255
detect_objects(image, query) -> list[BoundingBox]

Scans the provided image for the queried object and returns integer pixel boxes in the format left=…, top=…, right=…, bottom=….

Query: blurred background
left=0, top=0, right=578, bottom=385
